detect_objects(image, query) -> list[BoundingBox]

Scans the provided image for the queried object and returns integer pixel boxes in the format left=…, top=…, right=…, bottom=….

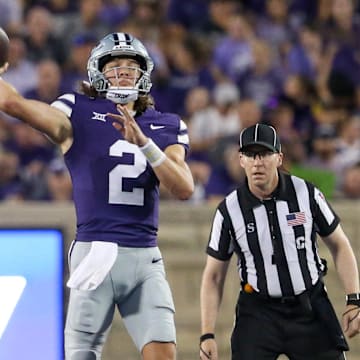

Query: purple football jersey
left=52, top=93, right=190, bottom=247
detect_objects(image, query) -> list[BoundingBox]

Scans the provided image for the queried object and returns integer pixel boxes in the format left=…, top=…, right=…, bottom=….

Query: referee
left=199, top=124, right=360, bottom=360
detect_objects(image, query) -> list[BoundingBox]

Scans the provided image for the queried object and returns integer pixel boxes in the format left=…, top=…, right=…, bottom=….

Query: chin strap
left=106, top=88, right=139, bottom=104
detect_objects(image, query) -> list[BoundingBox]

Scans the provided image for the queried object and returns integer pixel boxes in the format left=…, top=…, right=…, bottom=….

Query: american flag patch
left=286, top=212, right=306, bottom=226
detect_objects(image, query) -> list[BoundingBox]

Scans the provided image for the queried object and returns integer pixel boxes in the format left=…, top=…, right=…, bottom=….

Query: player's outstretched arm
left=0, top=78, right=72, bottom=147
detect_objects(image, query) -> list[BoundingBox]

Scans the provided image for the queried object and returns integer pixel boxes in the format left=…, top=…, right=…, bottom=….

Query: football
left=0, top=27, right=9, bottom=68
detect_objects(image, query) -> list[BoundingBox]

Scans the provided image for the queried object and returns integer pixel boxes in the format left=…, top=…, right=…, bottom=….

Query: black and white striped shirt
left=207, top=172, right=339, bottom=297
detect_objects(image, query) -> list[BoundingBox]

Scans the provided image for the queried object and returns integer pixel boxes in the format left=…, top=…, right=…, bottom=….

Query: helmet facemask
left=87, top=33, right=154, bottom=104
left=103, top=62, right=147, bottom=104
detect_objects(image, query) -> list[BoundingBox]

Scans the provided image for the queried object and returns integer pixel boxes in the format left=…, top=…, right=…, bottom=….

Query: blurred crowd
left=0, top=0, right=359, bottom=203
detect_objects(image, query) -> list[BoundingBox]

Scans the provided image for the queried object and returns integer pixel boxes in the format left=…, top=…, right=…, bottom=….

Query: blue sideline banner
left=0, top=229, right=63, bottom=359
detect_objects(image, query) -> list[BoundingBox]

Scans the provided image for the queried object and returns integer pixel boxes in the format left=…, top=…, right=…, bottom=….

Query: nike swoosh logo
left=152, top=257, right=163, bottom=263
left=150, top=124, right=165, bottom=130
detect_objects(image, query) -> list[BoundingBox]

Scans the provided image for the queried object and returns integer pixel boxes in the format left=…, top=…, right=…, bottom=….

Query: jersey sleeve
left=50, top=93, right=76, bottom=118
left=310, top=184, right=340, bottom=237
left=141, top=109, right=190, bottom=155
left=160, top=114, right=190, bottom=154
left=177, top=118, right=190, bottom=155
left=206, top=201, right=234, bottom=261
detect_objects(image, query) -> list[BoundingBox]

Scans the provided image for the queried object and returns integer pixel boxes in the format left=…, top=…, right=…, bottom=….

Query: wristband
left=346, top=293, right=360, bottom=307
left=139, top=139, right=166, bottom=167
left=200, top=333, right=215, bottom=344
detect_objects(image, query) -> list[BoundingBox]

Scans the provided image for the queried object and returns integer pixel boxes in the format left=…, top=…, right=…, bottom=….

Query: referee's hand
left=342, top=305, right=360, bottom=338
left=199, top=338, right=218, bottom=360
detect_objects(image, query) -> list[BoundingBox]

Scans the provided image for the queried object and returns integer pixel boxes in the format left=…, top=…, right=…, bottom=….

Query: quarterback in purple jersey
left=0, top=33, right=194, bottom=359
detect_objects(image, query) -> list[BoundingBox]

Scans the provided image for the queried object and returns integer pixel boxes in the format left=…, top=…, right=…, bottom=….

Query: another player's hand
left=342, top=305, right=360, bottom=338
left=107, top=104, right=148, bottom=146
left=199, top=339, right=218, bottom=360
left=0, top=61, right=8, bottom=75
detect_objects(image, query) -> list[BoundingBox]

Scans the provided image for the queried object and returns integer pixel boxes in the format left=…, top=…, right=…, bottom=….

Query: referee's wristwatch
left=346, top=293, right=360, bottom=307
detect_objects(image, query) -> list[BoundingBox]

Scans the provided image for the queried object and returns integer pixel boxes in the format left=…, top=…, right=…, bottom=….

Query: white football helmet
left=87, top=32, right=154, bottom=104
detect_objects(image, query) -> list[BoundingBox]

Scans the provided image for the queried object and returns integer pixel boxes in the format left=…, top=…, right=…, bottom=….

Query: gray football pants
left=64, top=242, right=176, bottom=360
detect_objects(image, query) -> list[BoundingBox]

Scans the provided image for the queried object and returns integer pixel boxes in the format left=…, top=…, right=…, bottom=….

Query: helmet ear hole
left=94, top=78, right=107, bottom=91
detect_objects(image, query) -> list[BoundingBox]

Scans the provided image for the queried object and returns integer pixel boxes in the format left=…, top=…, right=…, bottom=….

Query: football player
left=0, top=32, right=194, bottom=360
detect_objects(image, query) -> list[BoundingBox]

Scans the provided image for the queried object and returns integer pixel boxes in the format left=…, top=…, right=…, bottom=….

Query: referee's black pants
left=231, top=287, right=346, bottom=360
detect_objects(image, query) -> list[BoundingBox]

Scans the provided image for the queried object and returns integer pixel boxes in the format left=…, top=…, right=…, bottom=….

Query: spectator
left=341, top=162, right=360, bottom=199
left=321, top=0, right=360, bottom=48
left=0, top=0, right=23, bottom=33
left=4, top=121, right=56, bottom=202
left=268, top=102, right=307, bottom=165
left=321, top=0, right=360, bottom=108
left=182, top=86, right=212, bottom=204
left=130, top=0, right=166, bottom=39
left=278, top=74, right=318, bottom=153
left=183, top=86, right=211, bottom=122
left=6, top=122, right=56, bottom=168
left=286, top=24, right=324, bottom=80
left=238, top=98, right=263, bottom=129
left=0, top=149, right=24, bottom=201
left=156, top=34, right=215, bottom=116
left=61, top=32, right=98, bottom=92
left=188, top=82, right=241, bottom=165
left=56, top=0, right=111, bottom=48
left=167, top=0, right=240, bottom=43
left=211, top=13, right=255, bottom=84
left=239, top=39, right=283, bottom=109
left=255, top=0, right=300, bottom=61
left=166, top=0, right=210, bottom=34
left=45, top=157, right=72, bottom=201
left=1, top=32, right=37, bottom=96
left=186, top=82, right=241, bottom=202
left=100, top=0, right=129, bottom=28
left=117, top=2, right=170, bottom=94
left=24, top=0, right=77, bottom=14
left=334, top=114, right=360, bottom=176
left=305, top=125, right=342, bottom=195
left=204, top=143, right=245, bottom=203
left=23, top=6, right=67, bottom=65
left=24, top=58, right=65, bottom=103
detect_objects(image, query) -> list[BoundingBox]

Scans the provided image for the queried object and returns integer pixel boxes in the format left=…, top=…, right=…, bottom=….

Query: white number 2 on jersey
left=109, top=140, right=147, bottom=206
